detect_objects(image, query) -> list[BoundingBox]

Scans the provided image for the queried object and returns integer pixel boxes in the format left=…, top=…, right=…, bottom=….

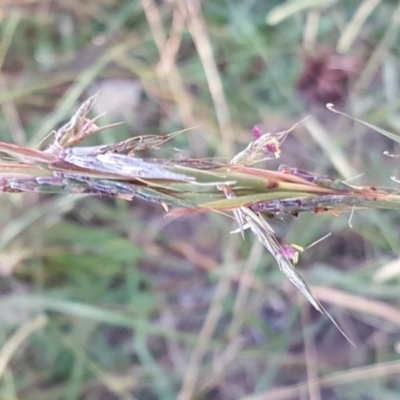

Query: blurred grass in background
left=2, top=1, right=400, bottom=399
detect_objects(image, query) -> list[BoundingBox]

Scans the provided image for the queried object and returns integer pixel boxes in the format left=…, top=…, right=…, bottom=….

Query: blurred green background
left=2, top=1, right=400, bottom=399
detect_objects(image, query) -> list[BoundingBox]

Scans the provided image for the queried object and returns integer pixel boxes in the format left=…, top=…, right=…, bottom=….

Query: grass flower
left=2, top=95, right=400, bottom=342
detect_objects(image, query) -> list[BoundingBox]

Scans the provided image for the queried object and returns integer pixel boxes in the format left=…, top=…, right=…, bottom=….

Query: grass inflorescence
left=2, top=95, right=400, bottom=339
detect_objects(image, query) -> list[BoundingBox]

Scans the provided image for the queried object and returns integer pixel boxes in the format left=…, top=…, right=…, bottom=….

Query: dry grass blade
left=243, top=359, right=400, bottom=400
left=0, top=315, right=47, bottom=379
